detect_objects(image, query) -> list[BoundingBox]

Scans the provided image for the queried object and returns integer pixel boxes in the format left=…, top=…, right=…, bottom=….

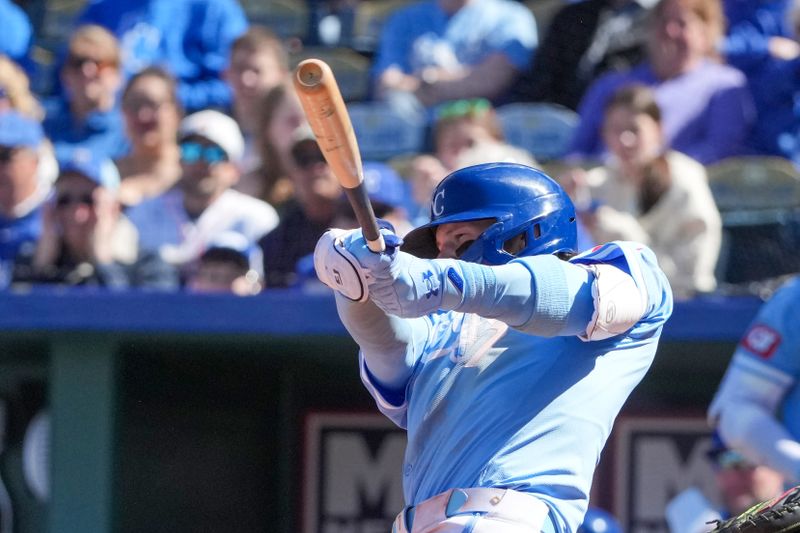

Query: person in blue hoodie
left=722, top=0, right=793, bottom=76
left=75, top=0, right=248, bottom=113
left=730, top=0, right=800, bottom=163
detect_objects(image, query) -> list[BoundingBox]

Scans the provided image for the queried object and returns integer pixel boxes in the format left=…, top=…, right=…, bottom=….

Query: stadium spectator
left=0, top=110, right=47, bottom=288
left=571, top=84, right=721, bottom=298
left=12, top=150, right=177, bottom=289
left=259, top=126, right=341, bottom=288
left=731, top=0, right=800, bottom=164
left=75, top=0, right=247, bottom=113
left=407, top=99, right=536, bottom=223
left=0, top=54, right=58, bottom=186
left=722, top=0, right=794, bottom=75
left=371, top=0, right=538, bottom=123
left=568, top=0, right=755, bottom=165
left=0, top=0, right=33, bottom=71
left=115, top=67, right=182, bottom=208
left=513, top=0, right=652, bottom=111
left=127, top=109, right=278, bottom=282
left=666, top=432, right=787, bottom=532
left=224, top=26, right=289, bottom=175
left=186, top=231, right=262, bottom=295
left=238, top=82, right=305, bottom=211
left=43, top=25, right=129, bottom=162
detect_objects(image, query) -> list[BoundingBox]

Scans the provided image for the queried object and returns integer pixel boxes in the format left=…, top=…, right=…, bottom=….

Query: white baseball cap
left=179, top=110, right=245, bottom=164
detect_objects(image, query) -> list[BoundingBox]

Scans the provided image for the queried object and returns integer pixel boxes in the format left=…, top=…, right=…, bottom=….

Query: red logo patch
left=741, top=324, right=782, bottom=359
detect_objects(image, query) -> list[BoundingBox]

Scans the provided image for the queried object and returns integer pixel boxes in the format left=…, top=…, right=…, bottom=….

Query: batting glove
left=313, top=226, right=403, bottom=302
left=339, top=228, right=467, bottom=318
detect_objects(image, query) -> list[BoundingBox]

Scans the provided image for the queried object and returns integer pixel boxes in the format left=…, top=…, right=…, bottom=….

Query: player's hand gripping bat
left=293, top=59, right=386, bottom=253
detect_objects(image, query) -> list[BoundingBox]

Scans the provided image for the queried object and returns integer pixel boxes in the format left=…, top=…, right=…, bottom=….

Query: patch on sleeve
left=740, top=324, right=782, bottom=359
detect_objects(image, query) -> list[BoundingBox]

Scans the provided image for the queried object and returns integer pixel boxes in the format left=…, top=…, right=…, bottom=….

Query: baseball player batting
left=313, top=162, right=674, bottom=532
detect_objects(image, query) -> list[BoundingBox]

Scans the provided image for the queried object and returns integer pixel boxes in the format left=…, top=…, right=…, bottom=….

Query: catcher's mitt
left=709, top=484, right=800, bottom=532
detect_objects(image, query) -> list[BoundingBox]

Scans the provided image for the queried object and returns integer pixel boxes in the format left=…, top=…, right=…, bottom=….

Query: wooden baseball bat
left=293, top=59, right=385, bottom=253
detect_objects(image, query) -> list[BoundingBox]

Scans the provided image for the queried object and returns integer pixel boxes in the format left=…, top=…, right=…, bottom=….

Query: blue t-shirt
left=359, top=242, right=673, bottom=532
left=43, top=99, right=129, bottom=162
left=372, top=0, right=537, bottom=80
left=0, top=203, right=43, bottom=289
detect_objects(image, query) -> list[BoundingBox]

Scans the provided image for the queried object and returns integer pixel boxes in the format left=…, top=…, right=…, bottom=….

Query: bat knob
left=296, top=60, right=324, bottom=88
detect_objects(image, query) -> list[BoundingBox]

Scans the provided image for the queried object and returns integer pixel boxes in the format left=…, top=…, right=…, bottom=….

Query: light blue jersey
left=720, top=277, right=800, bottom=436
left=357, top=242, right=673, bottom=532
left=708, top=276, right=800, bottom=482
left=373, top=0, right=537, bottom=77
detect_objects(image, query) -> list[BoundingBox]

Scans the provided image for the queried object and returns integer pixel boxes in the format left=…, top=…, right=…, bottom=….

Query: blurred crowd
left=0, top=0, right=799, bottom=299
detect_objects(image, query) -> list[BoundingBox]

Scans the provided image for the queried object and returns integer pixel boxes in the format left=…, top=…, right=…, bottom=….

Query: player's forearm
left=417, top=55, right=518, bottom=103
left=335, top=293, right=423, bottom=389
left=717, top=402, right=800, bottom=482
left=444, top=255, right=594, bottom=336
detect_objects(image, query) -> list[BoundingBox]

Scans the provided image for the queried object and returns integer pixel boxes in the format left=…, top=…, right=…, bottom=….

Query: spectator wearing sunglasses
left=127, top=109, right=278, bottom=283
left=0, top=110, right=48, bottom=288
left=12, top=149, right=178, bottom=289
left=665, top=431, right=786, bottom=533
left=258, top=125, right=343, bottom=288
left=43, top=25, right=129, bottom=163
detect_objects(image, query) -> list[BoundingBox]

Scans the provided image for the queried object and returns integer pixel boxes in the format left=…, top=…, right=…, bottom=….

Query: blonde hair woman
left=0, top=54, right=58, bottom=185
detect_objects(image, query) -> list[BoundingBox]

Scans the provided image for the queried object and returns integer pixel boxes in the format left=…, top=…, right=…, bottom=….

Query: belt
left=393, top=487, right=551, bottom=532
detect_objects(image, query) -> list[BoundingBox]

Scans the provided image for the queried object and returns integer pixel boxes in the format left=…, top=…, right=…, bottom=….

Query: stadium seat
left=240, top=0, right=309, bottom=40
left=524, top=0, right=564, bottom=39
left=351, top=0, right=409, bottom=53
left=495, top=102, right=579, bottom=162
left=706, top=156, right=800, bottom=285
left=347, top=102, right=426, bottom=161
left=290, top=47, right=371, bottom=102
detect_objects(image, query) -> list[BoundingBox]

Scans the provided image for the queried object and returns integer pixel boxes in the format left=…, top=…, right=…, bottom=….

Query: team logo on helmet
left=432, top=189, right=446, bottom=217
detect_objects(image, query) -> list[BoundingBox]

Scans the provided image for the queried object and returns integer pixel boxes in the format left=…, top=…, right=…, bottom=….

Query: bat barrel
left=293, top=58, right=386, bottom=253
left=295, top=60, right=325, bottom=88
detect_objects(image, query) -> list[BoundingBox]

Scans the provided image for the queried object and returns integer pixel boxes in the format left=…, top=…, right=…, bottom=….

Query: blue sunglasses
left=180, top=142, right=228, bottom=164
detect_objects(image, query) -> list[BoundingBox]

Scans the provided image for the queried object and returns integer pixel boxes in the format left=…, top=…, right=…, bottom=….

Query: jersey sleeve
left=707, top=277, right=800, bottom=428
left=706, top=278, right=800, bottom=479
left=730, top=277, right=800, bottom=378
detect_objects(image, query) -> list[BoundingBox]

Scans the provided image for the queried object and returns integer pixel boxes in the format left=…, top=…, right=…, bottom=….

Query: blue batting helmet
left=578, top=507, right=623, bottom=533
left=402, top=162, right=577, bottom=264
